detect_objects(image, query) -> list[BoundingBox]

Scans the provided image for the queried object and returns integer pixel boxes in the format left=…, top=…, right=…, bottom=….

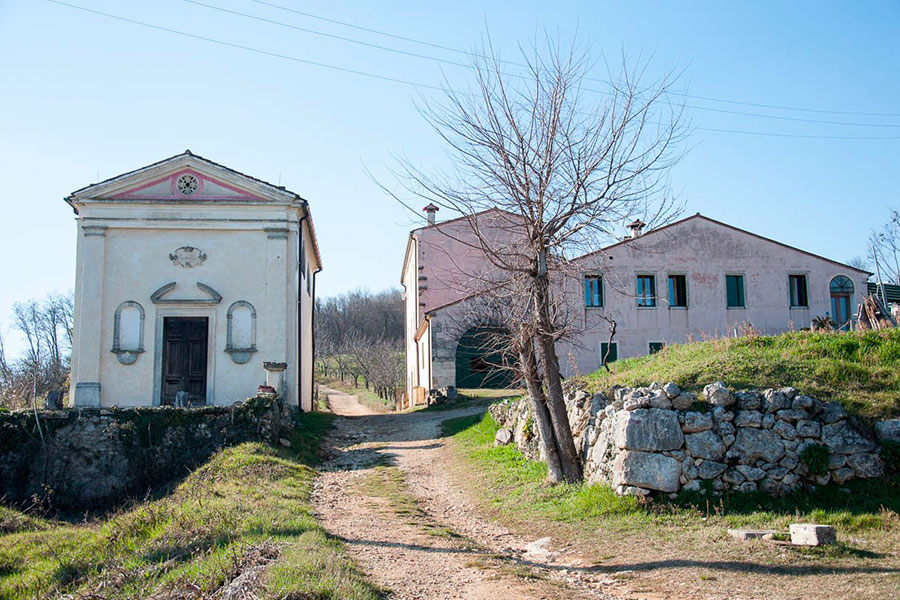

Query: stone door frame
left=152, top=306, right=218, bottom=406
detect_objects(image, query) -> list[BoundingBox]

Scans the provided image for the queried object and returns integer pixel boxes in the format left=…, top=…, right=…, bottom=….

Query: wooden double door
left=161, top=317, right=208, bottom=405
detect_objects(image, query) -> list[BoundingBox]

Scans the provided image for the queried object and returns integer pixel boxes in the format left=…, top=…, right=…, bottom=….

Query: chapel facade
left=66, top=151, right=321, bottom=410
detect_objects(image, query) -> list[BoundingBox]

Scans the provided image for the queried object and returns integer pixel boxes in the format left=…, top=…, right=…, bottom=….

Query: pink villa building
left=401, top=208, right=870, bottom=401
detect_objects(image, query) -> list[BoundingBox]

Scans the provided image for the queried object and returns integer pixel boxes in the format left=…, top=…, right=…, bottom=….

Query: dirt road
left=312, top=388, right=622, bottom=600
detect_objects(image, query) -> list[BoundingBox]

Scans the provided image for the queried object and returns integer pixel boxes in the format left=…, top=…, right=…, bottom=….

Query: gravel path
left=312, top=389, right=623, bottom=599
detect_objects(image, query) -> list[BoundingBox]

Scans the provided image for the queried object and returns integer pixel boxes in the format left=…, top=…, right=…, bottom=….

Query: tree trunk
left=518, top=332, right=565, bottom=483
left=533, top=274, right=582, bottom=482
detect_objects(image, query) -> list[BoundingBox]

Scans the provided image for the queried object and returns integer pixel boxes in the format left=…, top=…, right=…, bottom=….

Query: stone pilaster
left=72, top=224, right=107, bottom=406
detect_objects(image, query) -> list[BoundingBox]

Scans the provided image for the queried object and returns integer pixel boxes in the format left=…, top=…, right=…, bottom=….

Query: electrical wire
left=252, top=0, right=900, bottom=119
left=47, top=1, right=900, bottom=140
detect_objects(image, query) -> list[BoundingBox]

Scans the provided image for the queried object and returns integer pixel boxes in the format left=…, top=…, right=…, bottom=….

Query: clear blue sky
left=1, top=0, right=898, bottom=356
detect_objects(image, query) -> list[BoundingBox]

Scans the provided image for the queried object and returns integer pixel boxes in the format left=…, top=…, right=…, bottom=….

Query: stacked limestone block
left=490, top=382, right=887, bottom=496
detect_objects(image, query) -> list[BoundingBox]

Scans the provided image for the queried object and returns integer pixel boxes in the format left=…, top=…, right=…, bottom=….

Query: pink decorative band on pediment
left=111, top=169, right=267, bottom=201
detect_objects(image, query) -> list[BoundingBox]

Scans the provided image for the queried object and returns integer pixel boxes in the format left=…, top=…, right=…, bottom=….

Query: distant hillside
left=583, top=329, right=900, bottom=420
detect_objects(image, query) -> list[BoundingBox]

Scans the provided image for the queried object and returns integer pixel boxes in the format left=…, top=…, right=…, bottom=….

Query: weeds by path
left=442, top=411, right=900, bottom=600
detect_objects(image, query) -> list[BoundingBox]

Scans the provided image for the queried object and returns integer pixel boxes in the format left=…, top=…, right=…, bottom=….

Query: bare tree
left=870, top=209, right=900, bottom=285
left=386, top=36, right=686, bottom=483
left=315, top=288, right=405, bottom=402
left=0, top=291, right=74, bottom=409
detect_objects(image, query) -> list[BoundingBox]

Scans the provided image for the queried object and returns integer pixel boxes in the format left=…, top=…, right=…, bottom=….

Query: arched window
left=226, top=300, right=257, bottom=364
left=112, top=301, right=145, bottom=364
left=830, top=275, right=854, bottom=295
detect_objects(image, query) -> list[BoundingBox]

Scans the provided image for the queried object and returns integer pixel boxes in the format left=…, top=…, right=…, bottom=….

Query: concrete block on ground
left=789, top=523, right=836, bottom=546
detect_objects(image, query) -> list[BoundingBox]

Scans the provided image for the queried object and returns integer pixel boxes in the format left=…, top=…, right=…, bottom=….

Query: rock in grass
left=790, top=523, right=836, bottom=546
left=494, top=427, right=513, bottom=446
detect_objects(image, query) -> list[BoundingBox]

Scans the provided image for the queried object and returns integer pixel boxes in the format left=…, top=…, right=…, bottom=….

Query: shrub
left=800, top=443, right=831, bottom=476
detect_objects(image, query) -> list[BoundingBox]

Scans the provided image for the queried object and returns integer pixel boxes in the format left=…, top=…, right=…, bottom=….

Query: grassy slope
left=583, top=329, right=900, bottom=419
left=0, top=506, right=49, bottom=536
left=0, top=412, right=383, bottom=600
left=442, top=412, right=900, bottom=598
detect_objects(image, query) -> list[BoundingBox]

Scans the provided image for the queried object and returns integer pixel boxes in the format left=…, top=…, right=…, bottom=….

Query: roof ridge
left=67, top=150, right=306, bottom=201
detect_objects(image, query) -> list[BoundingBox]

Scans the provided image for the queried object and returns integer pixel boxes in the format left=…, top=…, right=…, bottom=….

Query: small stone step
left=727, top=528, right=776, bottom=541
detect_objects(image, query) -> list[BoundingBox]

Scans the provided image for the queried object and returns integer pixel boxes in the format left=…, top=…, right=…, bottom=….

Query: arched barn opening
left=454, top=325, right=516, bottom=389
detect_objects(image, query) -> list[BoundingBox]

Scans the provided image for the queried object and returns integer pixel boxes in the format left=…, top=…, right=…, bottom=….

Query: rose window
left=176, top=174, right=199, bottom=195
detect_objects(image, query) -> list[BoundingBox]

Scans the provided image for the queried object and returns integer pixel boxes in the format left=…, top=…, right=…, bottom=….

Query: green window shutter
left=600, top=342, right=617, bottom=365
left=726, top=275, right=745, bottom=308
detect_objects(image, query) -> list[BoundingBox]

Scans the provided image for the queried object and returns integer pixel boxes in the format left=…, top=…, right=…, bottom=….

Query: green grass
left=441, top=412, right=900, bottom=533
left=583, top=329, right=900, bottom=419
left=0, top=412, right=384, bottom=600
left=441, top=413, right=642, bottom=522
left=0, top=506, right=48, bottom=536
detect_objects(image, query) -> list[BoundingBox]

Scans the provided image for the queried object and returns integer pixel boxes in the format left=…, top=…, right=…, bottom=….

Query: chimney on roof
left=424, top=203, right=439, bottom=225
left=627, top=219, right=647, bottom=239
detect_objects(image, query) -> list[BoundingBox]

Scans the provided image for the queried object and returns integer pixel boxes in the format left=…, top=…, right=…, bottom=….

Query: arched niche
left=226, top=300, right=257, bottom=364
left=112, top=301, right=145, bottom=364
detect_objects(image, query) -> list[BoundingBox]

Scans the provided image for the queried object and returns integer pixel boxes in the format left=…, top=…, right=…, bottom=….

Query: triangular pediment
left=67, top=151, right=301, bottom=206
left=109, top=168, right=265, bottom=201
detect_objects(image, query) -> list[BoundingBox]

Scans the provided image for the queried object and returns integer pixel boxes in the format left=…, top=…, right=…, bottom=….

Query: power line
left=197, top=0, right=900, bottom=129
left=252, top=0, right=900, bottom=119
left=46, top=1, right=900, bottom=141
left=185, top=0, right=474, bottom=70
left=47, top=0, right=448, bottom=91
left=692, top=126, right=900, bottom=140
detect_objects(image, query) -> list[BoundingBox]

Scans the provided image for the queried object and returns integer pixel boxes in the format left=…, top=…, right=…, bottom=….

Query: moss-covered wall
left=0, top=395, right=294, bottom=507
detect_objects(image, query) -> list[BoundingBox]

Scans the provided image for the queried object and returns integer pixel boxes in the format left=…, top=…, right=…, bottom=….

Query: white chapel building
left=66, top=151, right=321, bottom=410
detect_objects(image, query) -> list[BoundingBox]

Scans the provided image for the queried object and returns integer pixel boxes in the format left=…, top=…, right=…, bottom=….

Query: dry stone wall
left=0, top=395, right=295, bottom=507
left=490, top=382, right=892, bottom=496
